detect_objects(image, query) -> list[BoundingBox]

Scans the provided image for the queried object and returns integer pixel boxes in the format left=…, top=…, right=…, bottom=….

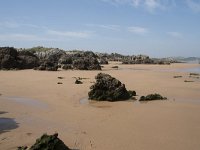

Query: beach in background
left=0, top=62, right=200, bottom=150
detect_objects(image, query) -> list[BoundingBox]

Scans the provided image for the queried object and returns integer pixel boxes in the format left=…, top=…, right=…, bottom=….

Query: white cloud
left=101, top=0, right=176, bottom=11
left=128, top=26, right=148, bottom=35
left=86, top=24, right=120, bottom=31
left=0, top=21, right=47, bottom=29
left=0, top=34, right=55, bottom=41
left=47, top=30, right=93, bottom=38
left=0, top=21, right=20, bottom=28
left=186, top=0, right=200, bottom=12
left=145, top=0, right=160, bottom=10
left=101, top=0, right=129, bottom=6
left=132, top=0, right=141, bottom=7
left=167, top=32, right=182, bottom=38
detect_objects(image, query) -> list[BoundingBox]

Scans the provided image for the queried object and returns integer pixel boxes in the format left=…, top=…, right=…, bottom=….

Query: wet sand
left=0, top=63, right=200, bottom=150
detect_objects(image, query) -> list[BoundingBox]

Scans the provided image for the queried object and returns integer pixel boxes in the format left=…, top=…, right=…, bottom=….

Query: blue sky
left=0, top=0, right=200, bottom=57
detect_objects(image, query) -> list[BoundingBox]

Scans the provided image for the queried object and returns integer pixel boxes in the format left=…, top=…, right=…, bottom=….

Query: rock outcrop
left=99, top=58, right=108, bottom=65
left=0, top=47, right=39, bottom=70
left=18, top=133, right=70, bottom=150
left=88, top=73, right=136, bottom=101
left=17, top=50, right=39, bottom=69
left=33, top=49, right=101, bottom=71
left=59, top=51, right=101, bottom=70
left=34, top=48, right=66, bottom=71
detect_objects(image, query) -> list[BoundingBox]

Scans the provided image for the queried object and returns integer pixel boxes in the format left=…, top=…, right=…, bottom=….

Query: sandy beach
left=0, top=62, right=200, bottom=150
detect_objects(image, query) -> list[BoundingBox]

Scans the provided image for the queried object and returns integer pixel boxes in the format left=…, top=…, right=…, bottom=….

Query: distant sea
left=180, top=67, right=200, bottom=73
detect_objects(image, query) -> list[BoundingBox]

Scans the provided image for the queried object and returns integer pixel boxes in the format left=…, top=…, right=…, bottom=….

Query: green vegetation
left=26, top=46, right=52, bottom=53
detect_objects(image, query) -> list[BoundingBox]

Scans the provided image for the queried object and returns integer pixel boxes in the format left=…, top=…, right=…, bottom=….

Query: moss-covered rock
left=18, top=133, right=70, bottom=150
left=139, top=93, right=167, bottom=101
left=88, top=73, right=136, bottom=101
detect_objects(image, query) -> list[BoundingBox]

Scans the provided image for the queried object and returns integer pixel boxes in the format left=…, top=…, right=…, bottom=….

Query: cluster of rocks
left=18, top=133, right=70, bottom=150
left=0, top=47, right=39, bottom=70
left=122, top=55, right=154, bottom=64
left=122, top=55, right=173, bottom=65
left=32, top=48, right=101, bottom=71
left=88, top=73, right=136, bottom=101
left=96, top=53, right=175, bottom=65
left=0, top=47, right=101, bottom=71
left=88, top=73, right=167, bottom=102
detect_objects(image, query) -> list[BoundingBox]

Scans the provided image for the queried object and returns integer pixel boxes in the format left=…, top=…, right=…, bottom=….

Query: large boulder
left=18, top=133, right=70, bottom=150
left=0, top=47, right=18, bottom=69
left=35, top=60, right=58, bottom=71
left=0, top=47, right=39, bottom=70
left=59, top=51, right=101, bottom=70
left=17, top=50, right=39, bottom=69
left=73, top=57, right=101, bottom=70
left=88, top=73, right=135, bottom=101
left=34, top=48, right=65, bottom=71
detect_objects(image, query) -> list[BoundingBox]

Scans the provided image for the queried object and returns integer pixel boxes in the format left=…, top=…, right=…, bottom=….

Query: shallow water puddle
left=80, top=97, right=89, bottom=105
left=0, top=118, right=19, bottom=134
left=80, top=97, right=112, bottom=108
left=0, top=96, right=48, bottom=109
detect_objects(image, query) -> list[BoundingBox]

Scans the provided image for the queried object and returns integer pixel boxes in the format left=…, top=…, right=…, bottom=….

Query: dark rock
left=88, top=73, right=135, bottom=101
left=36, top=60, right=58, bottom=71
left=73, top=57, right=101, bottom=70
left=57, top=82, right=63, bottom=84
left=33, top=48, right=65, bottom=71
left=75, top=79, right=83, bottom=84
left=128, top=90, right=136, bottom=96
left=59, top=55, right=73, bottom=64
left=0, top=47, right=18, bottom=69
left=99, top=58, right=108, bottom=64
left=173, top=76, right=182, bottom=78
left=62, top=64, right=72, bottom=70
left=190, top=73, right=199, bottom=76
left=17, top=50, right=39, bottom=69
left=184, top=80, right=194, bottom=82
left=18, top=133, right=70, bottom=150
left=139, top=93, right=167, bottom=101
left=0, top=47, right=39, bottom=70
left=111, top=66, right=119, bottom=69
left=17, top=146, right=28, bottom=150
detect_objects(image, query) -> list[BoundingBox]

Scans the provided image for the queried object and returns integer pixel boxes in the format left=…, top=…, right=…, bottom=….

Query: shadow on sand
left=0, top=111, right=19, bottom=134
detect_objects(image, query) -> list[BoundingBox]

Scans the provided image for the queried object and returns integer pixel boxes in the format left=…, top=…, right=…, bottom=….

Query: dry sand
left=0, top=62, right=200, bottom=150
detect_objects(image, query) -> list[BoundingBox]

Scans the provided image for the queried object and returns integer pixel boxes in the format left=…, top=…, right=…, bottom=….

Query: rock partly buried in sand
left=75, top=79, right=83, bottom=84
left=18, top=133, right=70, bottom=150
left=88, top=73, right=136, bottom=101
left=139, top=93, right=167, bottom=101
